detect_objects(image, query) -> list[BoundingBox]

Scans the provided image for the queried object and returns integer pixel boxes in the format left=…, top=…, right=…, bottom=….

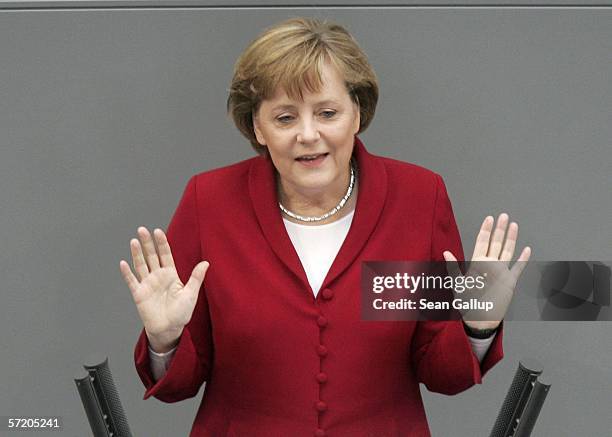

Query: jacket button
left=315, top=400, right=328, bottom=412
left=317, top=345, right=328, bottom=357
left=316, top=372, right=328, bottom=383
left=315, top=429, right=327, bottom=437
left=322, top=288, right=334, bottom=300
left=317, top=316, right=328, bottom=327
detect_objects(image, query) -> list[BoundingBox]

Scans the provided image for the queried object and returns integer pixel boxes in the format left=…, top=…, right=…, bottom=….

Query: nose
left=296, top=116, right=321, bottom=145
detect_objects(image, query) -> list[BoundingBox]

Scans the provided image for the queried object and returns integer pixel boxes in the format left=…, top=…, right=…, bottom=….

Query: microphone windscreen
left=82, top=357, right=133, bottom=437
left=513, top=378, right=551, bottom=437
left=489, top=359, right=543, bottom=437
left=75, top=372, right=111, bottom=436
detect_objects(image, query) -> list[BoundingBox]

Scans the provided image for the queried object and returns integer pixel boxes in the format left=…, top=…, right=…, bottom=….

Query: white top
left=148, top=209, right=496, bottom=380
left=283, top=210, right=355, bottom=297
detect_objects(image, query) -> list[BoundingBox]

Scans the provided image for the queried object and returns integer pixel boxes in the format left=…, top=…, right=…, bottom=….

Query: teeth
left=299, top=153, right=325, bottom=160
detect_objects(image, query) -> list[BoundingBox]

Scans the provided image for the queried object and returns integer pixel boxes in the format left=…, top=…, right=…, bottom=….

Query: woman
left=120, top=18, right=530, bottom=436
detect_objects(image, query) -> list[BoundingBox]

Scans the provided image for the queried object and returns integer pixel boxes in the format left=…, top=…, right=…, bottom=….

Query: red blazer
left=134, top=137, right=504, bottom=437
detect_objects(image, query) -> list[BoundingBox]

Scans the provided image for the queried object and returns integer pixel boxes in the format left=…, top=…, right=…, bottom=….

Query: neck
left=278, top=164, right=357, bottom=225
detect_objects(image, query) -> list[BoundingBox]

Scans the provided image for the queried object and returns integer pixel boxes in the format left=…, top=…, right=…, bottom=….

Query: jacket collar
left=248, top=136, right=388, bottom=297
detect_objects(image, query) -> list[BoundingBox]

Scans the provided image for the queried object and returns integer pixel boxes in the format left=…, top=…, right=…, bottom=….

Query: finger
left=138, top=226, right=161, bottom=271
left=119, top=260, right=140, bottom=295
left=487, top=213, right=509, bottom=259
left=472, top=216, right=494, bottom=259
left=500, top=222, right=518, bottom=263
left=184, top=261, right=210, bottom=297
left=154, top=228, right=176, bottom=269
left=130, top=238, right=149, bottom=281
left=510, top=246, right=532, bottom=280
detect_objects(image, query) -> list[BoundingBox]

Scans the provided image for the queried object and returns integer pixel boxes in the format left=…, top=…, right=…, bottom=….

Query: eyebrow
left=270, top=100, right=342, bottom=112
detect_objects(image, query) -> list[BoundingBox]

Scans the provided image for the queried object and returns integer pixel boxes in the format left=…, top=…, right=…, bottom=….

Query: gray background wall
left=1, top=2, right=610, bottom=436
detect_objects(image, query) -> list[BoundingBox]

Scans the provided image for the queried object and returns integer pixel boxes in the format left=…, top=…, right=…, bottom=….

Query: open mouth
left=295, top=153, right=329, bottom=162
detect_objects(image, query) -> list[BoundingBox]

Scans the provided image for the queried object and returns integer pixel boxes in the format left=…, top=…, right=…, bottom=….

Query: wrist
left=462, top=320, right=501, bottom=331
left=462, top=320, right=500, bottom=339
left=146, top=328, right=183, bottom=353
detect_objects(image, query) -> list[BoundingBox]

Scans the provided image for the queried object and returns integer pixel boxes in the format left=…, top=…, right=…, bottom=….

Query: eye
left=276, top=115, right=294, bottom=124
left=320, top=110, right=337, bottom=119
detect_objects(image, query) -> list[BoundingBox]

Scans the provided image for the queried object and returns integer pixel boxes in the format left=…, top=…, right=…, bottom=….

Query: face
left=253, top=61, right=360, bottom=198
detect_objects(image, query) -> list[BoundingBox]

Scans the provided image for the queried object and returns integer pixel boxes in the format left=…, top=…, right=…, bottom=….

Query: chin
left=295, top=173, right=336, bottom=192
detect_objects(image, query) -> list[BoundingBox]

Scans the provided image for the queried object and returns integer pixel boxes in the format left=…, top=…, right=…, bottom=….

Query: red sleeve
left=410, top=174, right=504, bottom=395
left=133, top=175, right=213, bottom=402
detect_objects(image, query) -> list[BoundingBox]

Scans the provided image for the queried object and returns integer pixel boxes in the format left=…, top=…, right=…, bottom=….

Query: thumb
left=443, top=251, right=462, bottom=278
left=184, top=261, right=210, bottom=295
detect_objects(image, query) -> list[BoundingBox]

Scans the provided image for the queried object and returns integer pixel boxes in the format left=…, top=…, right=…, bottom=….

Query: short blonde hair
left=227, top=17, right=379, bottom=155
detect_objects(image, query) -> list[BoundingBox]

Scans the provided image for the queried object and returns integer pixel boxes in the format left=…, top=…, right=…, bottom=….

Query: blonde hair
left=227, top=17, right=379, bottom=155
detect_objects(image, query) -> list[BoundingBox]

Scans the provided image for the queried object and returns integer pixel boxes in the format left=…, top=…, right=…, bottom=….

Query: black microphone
left=74, top=357, right=133, bottom=437
left=490, top=359, right=551, bottom=437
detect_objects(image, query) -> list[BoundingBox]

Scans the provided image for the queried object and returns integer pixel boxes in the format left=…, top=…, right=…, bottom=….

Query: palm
left=444, top=213, right=531, bottom=329
left=131, top=266, right=194, bottom=336
left=120, top=227, right=209, bottom=339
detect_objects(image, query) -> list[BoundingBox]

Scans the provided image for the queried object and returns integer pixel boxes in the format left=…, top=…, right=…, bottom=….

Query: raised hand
left=443, top=213, right=531, bottom=330
left=119, top=227, right=209, bottom=352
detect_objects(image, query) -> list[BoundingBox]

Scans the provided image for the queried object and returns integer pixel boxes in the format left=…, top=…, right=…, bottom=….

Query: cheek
left=330, top=119, right=358, bottom=145
left=266, top=135, right=294, bottom=160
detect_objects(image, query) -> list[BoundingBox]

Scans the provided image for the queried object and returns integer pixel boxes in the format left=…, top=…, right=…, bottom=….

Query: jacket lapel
left=248, top=149, right=310, bottom=289
left=248, top=136, right=388, bottom=295
left=321, top=137, right=388, bottom=290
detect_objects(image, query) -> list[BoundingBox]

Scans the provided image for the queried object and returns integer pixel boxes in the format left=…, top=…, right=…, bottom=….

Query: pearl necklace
left=279, top=161, right=356, bottom=223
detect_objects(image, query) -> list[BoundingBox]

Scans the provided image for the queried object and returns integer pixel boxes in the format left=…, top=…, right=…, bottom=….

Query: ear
left=252, top=113, right=267, bottom=146
left=352, top=102, right=361, bottom=135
